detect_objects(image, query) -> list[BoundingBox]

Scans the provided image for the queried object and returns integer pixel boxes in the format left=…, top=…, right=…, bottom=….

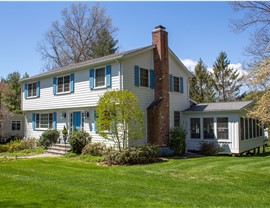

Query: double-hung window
left=36, top=113, right=53, bottom=129
left=12, top=121, right=21, bottom=131
left=95, top=67, right=106, bottom=87
left=174, top=111, right=180, bottom=127
left=140, top=68, right=149, bottom=87
left=173, top=76, right=180, bottom=92
left=57, top=75, right=70, bottom=93
left=217, top=117, right=228, bottom=140
left=28, top=82, right=37, bottom=97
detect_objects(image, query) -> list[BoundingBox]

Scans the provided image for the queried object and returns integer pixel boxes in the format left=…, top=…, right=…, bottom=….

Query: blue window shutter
left=89, top=69, right=94, bottom=90
left=24, top=84, right=28, bottom=99
left=106, top=65, right=111, bottom=88
left=37, top=81, right=40, bottom=97
left=53, top=112, right=57, bottom=130
left=169, top=74, right=173, bottom=92
left=180, top=77, right=184, bottom=93
left=134, top=65, right=139, bottom=86
left=150, top=69, right=154, bottom=89
left=32, top=113, right=36, bottom=130
left=70, top=73, right=74, bottom=93
left=53, top=77, right=57, bottom=95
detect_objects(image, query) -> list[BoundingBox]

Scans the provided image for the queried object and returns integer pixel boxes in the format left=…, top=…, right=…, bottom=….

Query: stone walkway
left=1, top=153, right=62, bottom=159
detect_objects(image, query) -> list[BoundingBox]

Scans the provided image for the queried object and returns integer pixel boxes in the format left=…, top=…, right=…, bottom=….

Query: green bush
left=0, top=144, right=9, bottom=153
left=200, top=142, right=221, bottom=156
left=39, top=129, right=60, bottom=148
left=8, top=139, right=25, bottom=152
left=68, top=130, right=91, bottom=154
left=20, top=138, right=37, bottom=149
left=169, top=127, right=187, bottom=156
left=102, top=144, right=159, bottom=165
left=82, top=142, right=107, bottom=156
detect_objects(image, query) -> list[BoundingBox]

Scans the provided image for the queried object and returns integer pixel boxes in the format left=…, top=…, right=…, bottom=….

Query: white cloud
left=181, top=59, right=197, bottom=72
left=228, top=63, right=247, bottom=77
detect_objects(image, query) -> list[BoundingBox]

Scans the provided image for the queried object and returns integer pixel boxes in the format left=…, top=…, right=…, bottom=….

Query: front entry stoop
left=45, top=143, right=71, bottom=156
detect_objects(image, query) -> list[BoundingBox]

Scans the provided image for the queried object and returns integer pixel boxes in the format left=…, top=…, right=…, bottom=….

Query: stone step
left=53, top=143, right=71, bottom=148
left=49, top=146, right=71, bottom=151
left=45, top=149, right=68, bottom=155
left=45, top=143, right=72, bottom=156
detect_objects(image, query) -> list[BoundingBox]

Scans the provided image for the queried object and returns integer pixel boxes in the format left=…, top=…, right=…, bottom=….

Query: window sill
left=136, top=86, right=152, bottom=90
left=27, top=96, right=38, bottom=99
left=93, top=86, right=107, bottom=90
left=35, top=128, right=49, bottom=131
left=56, top=91, right=71, bottom=95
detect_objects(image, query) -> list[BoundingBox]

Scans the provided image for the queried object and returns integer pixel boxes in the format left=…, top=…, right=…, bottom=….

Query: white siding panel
left=169, top=54, right=190, bottom=128
left=24, top=108, right=113, bottom=147
left=183, top=112, right=239, bottom=153
left=122, top=50, right=154, bottom=146
left=22, top=62, right=120, bottom=111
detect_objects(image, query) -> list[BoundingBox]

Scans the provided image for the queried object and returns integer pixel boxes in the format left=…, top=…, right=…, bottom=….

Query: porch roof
left=183, top=100, right=254, bottom=113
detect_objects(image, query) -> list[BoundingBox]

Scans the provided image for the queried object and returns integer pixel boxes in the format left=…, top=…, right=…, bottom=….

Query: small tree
left=96, top=90, right=143, bottom=151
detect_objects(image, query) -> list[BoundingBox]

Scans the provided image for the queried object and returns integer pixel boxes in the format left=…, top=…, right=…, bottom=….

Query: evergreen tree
left=212, top=52, right=242, bottom=101
left=190, top=59, right=215, bottom=103
left=1, top=72, right=29, bottom=114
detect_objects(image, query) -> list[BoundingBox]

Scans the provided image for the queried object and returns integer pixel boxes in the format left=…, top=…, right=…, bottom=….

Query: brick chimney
left=147, top=25, right=170, bottom=146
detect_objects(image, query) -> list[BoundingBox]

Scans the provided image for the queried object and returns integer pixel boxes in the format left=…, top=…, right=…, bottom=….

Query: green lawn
left=0, top=150, right=270, bottom=207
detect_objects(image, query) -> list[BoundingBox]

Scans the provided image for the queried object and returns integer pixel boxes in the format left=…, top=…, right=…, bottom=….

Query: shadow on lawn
left=0, top=200, right=42, bottom=208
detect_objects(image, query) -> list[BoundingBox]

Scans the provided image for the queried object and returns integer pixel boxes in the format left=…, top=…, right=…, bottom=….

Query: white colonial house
left=19, top=25, right=266, bottom=154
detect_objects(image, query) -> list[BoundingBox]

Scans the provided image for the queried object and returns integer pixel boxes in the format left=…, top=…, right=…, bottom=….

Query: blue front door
left=73, top=112, right=81, bottom=130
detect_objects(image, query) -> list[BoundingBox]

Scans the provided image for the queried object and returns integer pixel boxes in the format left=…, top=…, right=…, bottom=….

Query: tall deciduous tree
left=230, top=1, right=270, bottom=59
left=38, top=3, right=118, bottom=70
left=212, top=52, right=242, bottom=101
left=190, top=59, right=215, bottom=103
left=96, top=90, right=143, bottom=151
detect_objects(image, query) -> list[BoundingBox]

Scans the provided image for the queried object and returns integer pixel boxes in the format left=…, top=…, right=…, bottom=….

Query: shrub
left=200, top=142, right=222, bottom=156
left=8, top=139, right=24, bottom=152
left=0, top=144, right=9, bottom=153
left=102, top=144, right=159, bottom=165
left=20, top=138, right=37, bottom=149
left=39, top=129, right=60, bottom=148
left=82, top=142, right=107, bottom=156
left=169, top=127, right=187, bottom=156
left=68, top=130, right=91, bottom=154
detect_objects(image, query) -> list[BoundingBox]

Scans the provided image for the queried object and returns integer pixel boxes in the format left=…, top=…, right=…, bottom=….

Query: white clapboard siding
left=122, top=49, right=154, bottom=145
left=169, top=54, right=190, bottom=128
left=22, top=62, right=120, bottom=111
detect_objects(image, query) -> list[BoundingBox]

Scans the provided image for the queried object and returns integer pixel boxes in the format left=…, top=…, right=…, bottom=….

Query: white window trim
left=94, top=66, right=106, bottom=89
left=27, top=81, right=38, bottom=98
left=11, top=120, right=21, bottom=131
left=35, top=113, right=53, bottom=130
left=56, top=74, right=71, bottom=94
left=139, top=67, right=150, bottom=88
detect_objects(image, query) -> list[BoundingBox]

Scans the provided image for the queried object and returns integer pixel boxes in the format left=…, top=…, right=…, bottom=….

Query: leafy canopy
left=96, top=90, right=143, bottom=151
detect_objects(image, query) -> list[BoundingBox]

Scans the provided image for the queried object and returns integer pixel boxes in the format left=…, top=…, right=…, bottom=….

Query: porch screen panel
left=240, top=117, right=244, bottom=141
left=203, top=118, right=214, bottom=140
left=190, top=118, right=200, bottom=139
left=245, top=118, right=249, bottom=140
left=217, top=117, right=228, bottom=140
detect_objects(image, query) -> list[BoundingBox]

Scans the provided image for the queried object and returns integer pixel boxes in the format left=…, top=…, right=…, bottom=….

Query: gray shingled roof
left=19, top=45, right=154, bottom=83
left=184, top=100, right=254, bottom=112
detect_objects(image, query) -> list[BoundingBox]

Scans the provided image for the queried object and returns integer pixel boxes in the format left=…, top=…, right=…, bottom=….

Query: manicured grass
left=1, top=149, right=270, bottom=207
left=0, top=148, right=44, bottom=157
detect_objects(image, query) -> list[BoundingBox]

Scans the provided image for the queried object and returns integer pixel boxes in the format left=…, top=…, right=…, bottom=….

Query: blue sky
left=0, top=1, right=250, bottom=79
